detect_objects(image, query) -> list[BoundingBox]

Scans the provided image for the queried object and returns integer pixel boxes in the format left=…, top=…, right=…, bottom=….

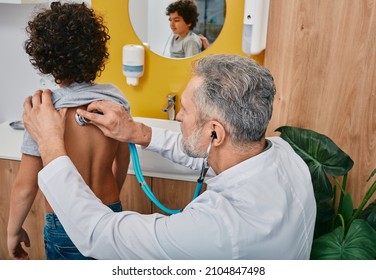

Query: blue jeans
left=44, top=201, right=122, bottom=260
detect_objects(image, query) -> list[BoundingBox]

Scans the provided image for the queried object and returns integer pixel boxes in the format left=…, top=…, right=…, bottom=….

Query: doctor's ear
left=210, top=122, right=226, bottom=146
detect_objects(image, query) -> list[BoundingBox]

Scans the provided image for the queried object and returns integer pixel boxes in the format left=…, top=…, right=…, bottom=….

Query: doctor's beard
left=181, top=126, right=207, bottom=158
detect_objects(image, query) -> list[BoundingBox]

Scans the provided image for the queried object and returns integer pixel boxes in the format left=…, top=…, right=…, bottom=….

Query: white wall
left=0, top=0, right=91, bottom=123
left=0, top=3, right=48, bottom=123
left=148, top=0, right=174, bottom=57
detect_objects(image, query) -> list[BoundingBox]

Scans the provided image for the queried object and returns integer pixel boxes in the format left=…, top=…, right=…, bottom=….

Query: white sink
left=129, top=117, right=199, bottom=182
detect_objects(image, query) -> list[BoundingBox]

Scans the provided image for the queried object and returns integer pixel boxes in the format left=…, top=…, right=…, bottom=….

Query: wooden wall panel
left=0, top=159, right=45, bottom=260
left=151, top=178, right=206, bottom=215
left=264, top=0, right=376, bottom=205
left=120, top=174, right=152, bottom=214
left=0, top=159, right=16, bottom=260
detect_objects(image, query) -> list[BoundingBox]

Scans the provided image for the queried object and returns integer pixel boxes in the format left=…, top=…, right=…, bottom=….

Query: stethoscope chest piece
left=75, top=113, right=89, bottom=126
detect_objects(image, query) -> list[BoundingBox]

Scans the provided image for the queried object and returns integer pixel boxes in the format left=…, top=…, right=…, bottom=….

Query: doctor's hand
left=23, top=89, right=67, bottom=166
left=199, top=34, right=210, bottom=49
left=76, top=100, right=152, bottom=147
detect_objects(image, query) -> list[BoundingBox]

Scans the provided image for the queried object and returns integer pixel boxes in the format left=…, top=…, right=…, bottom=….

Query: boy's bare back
left=44, top=107, right=129, bottom=212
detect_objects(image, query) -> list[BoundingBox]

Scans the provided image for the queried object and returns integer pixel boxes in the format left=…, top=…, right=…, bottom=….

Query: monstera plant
left=276, top=126, right=376, bottom=260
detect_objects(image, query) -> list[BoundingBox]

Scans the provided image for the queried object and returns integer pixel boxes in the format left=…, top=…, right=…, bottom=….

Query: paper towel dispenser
left=242, top=0, right=270, bottom=55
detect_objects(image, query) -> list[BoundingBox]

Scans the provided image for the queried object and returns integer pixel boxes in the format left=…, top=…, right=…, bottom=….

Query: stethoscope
left=75, top=113, right=216, bottom=215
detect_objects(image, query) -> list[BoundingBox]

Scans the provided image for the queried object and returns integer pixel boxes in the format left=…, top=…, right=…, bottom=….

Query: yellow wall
left=92, top=0, right=264, bottom=118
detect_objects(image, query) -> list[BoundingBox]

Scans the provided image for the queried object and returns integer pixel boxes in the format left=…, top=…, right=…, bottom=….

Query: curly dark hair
left=24, top=1, right=110, bottom=85
left=166, top=0, right=199, bottom=30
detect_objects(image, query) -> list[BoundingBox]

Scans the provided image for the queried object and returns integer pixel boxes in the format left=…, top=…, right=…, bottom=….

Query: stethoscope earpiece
left=197, top=130, right=217, bottom=185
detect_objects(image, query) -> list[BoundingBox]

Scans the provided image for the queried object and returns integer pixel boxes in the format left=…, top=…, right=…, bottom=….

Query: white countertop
left=0, top=121, right=198, bottom=182
left=0, top=121, right=23, bottom=161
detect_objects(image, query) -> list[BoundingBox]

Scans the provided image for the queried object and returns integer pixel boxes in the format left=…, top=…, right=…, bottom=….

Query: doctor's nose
left=175, top=110, right=182, bottom=122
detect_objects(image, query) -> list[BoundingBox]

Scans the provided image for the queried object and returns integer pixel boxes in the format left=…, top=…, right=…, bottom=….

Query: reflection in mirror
left=129, top=0, right=226, bottom=59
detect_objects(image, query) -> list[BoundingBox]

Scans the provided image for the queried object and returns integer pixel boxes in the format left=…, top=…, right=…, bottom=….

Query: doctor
left=23, top=54, right=316, bottom=259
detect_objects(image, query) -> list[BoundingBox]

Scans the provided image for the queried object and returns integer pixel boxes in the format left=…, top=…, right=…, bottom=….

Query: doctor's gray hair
left=192, top=54, right=276, bottom=144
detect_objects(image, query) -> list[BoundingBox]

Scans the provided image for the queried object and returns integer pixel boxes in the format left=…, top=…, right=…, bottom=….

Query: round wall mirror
left=129, top=0, right=226, bottom=59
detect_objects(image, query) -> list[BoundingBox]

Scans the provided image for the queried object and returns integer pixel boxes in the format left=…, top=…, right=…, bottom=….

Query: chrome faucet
left=162, top=94, right=176, bottom=120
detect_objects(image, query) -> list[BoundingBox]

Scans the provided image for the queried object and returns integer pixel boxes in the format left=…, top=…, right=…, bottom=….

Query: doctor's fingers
left=31, top=90, right=43, bottom=107
left=23, top=90, right=41, bottom=111
left=40, top=89, right=54, bottom=106
left=83, top=102, right=130, bottom=125
left=85, top=112, right=128, bottom=142
left=86, top=100, right=120, bottom=114
left=23, top=96, right=33, bottom=112
left=23, top=89, right=53, bottom=110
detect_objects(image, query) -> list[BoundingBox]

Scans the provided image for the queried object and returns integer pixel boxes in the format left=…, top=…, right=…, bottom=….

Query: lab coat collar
left=205, top=138, right=275, bottom=193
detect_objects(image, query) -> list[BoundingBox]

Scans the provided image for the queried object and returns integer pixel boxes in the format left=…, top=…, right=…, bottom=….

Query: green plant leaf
left=314, top=200, right=335, bottom=238
left=338, top=192, right=354, bottom=226
left=276, top=126, right=354, bottom=201
left=310, top=219, right=376, bottom=259
left=360, top=200, right=376, bottom=231
left=366, top=168, right=376, bottom=182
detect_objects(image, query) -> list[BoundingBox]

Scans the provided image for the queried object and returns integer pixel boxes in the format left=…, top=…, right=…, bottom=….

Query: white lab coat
left=38, top=128, right=316, bottom=259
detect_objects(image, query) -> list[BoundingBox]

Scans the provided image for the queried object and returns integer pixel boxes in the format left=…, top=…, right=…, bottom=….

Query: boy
left=7, top=1, right=130, bottom=260
left=166, top=0, right=202, bottom=58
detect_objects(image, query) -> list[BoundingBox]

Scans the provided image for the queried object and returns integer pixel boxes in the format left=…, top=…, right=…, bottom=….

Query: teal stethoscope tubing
left=74, top=112, right=205, bottom=215
left=128, top=143, right=204, bottom=215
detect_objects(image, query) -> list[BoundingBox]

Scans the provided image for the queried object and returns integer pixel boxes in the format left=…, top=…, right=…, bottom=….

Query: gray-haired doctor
left=23, top=54, right=316, bottom=259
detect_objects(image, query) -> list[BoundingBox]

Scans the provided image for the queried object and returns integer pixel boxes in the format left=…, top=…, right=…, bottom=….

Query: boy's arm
left=112, top=142, right=130, bottom=192
left=7, top=154, right=42, bottom=259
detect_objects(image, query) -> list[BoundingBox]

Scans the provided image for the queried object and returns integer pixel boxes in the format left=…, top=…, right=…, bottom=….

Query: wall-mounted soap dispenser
left=122, top=44, right=144, bottom=86
left=242, top=0, right=270, bottom=55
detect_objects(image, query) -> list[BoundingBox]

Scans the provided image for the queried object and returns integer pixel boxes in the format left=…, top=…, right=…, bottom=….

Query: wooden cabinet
left=120, top=175, right=152, bottom=214
left=151, top=177, right=204, bottom=214
left=0, top=159, right=204, bottom=259
left=121, top=174, right=206, bottom=215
